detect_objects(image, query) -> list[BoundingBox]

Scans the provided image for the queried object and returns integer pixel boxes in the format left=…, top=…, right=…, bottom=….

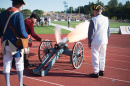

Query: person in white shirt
left=88, top=4, right=110, bottom=78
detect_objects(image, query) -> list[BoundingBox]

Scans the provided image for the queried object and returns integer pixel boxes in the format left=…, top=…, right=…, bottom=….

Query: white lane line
left=108, top=46, right=130, bottom=50
left=106, top=59, right=130, bottom=63
left=30, top=44, right=130, bottom=54
left=101, top=77, right=130, bottom=83
left=106, top=53, right=130, bottom=57
left=57, top=59, right=130, bottom=72
left=52, top=67, right=130, bottom=83
left=29, top=54, right=130, bottom=70
left=36, top=49, right=130, bottom=57
left=33, top=54, right=130, bottom=64
left=83, top=63, right=130, bottom=71
left=1, top=65, right=129, bottom=84
left=82, top=44, right=130, bottom=50
left=107, top=49, right=130, bottom=53
left=23, top=76, right=64, bottom=86
left=84, top=56, right=130, bottom=63
left=47, top=27, right=54, bottom=31
left=83, top=51, right=130, bottom=58
left=0, top=69, right=64, bottom=86
left=29, top=50, right=130, bottom=63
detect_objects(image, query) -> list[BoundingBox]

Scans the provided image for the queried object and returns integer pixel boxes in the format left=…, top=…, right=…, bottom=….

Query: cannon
left=33, top=21, right=90, bottom=76
left=33, top=38, right=84, bottom=76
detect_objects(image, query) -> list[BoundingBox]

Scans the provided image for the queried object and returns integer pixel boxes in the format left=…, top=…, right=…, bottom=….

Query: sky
left=0, top=0, right=129, bottom=12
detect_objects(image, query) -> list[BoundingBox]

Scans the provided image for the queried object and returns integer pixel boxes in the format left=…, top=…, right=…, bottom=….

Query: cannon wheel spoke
left=38, top=39, right=53, bottom=62
left=72, top=42, right=84, bottom=69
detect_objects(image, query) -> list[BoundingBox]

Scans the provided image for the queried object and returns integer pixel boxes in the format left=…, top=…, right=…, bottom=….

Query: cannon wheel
left=38, top=39, right=53, bottom=62
left=72, top=42, right=84, bottom=69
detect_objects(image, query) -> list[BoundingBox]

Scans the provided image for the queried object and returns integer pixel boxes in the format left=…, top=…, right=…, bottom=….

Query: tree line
left=0, top=0, right=130, bottom=20
left=0, top=8, right=44, bottom=19
left=68, top=0, right=130, bottom=20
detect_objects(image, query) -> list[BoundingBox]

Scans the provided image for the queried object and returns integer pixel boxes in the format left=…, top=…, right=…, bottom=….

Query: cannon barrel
left=54, top=37, right=69, bottom=49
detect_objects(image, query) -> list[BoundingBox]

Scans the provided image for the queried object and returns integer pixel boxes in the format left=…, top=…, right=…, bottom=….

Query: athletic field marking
left=1, top=45, right=130, bottom=55
left=84, top=56, right=130, bottom=63
left=29, top=49, right=130, bottom=64
left=31, top=53, right=130, bottom=63
left=0, top=66, right=130, bottom=85
left=83, top=63, right=130, bottom=71
left=82, top=43, right=130, bottom=50
left=52, top=21, right=81, bottom=25
left=106, top=53, right=130, bottom=57
left=29, top=54, right=130, bottom=71
left=51, top=67, right=130, bottom=83
left=107, top=49, right=130, bottom=53
left=32, top=43, right=130, bottom=53
left=0, top=69, right=64, bottom=86
left=47, top=27, right=54, bottom=31
left=1, top=52, right=129, bottom=71
left=30, top=47, right=130, bottom=58
left=101, top=77, right=130, bottom=83
left=57, top=59, right=130, bottom=72
left=106, top=59, right=130, bottom=63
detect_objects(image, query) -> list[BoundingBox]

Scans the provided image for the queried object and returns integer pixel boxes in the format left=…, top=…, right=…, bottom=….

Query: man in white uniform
left=88, top=5, right=110, bottom=78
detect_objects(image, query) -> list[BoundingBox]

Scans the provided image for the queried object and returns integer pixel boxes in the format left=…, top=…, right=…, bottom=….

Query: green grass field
left=34, top=21, right=130, bottom=34
left=34, top=25, right=71, bottom=34
left=51, top=21, right=130, bottom=28
left=109, top=22, right=130, bottom=28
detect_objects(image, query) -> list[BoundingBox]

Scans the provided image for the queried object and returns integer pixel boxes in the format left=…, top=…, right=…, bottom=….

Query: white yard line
left=83, top=63, right=130, bottom=72
left=0, top=66, right=129, bottom=85
left=47, top=27, right=54, bottom=31
left=51, top=67, right=130, bottom=83
left=28, top=53, right=130, bottom=71
left=50, top=23, right=74, bottom=31
left=0, top=69, right=64, bottom=86
left=30, top=47, right=130, bottom=58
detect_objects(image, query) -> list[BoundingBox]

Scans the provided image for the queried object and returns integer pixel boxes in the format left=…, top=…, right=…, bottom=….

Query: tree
left=108, top=0, right=118, bottom=8
left=68, top=6, right=74, bottom=13
left=124, top=1, right=130, bottom=8
left=75, top=6, right=84, bottom=14
left=21, top=9, right=32, bottom=19
left=96, top=0, right=104, bottom=6
left=0, top=8, right=6, bottom=13
left=118, top=2, right=123, bottom=7
left=33, top=9, right=44, bottom=17
left=123, top=1, right=130, bottom=19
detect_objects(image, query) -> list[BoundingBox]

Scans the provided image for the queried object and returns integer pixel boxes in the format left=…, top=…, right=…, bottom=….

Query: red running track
left=0, top=34, right=130, bottom=86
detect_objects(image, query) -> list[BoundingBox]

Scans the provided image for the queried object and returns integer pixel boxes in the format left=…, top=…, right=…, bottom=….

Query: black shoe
left=24, top=63, right=33, bottom=68
left=12, top=58, right=15, bottom=67
left=89, top=73, right=99, bottom=78
left=99, top=71, right=104, bottom=76
left=23, top=84, right=26, bottom=86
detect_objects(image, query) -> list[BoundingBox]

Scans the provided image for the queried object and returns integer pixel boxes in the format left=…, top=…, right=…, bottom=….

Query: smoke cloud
left=67, top=21, right=89, bottom=42
left=54, top=25, right=61, bottom=44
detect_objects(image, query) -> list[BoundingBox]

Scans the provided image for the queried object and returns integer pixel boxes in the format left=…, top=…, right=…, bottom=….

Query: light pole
left=79, top=6, right=80, bottom=15
left=63, top=1, right=68, bottom=16
left=71, top=6, right=72, bottom=17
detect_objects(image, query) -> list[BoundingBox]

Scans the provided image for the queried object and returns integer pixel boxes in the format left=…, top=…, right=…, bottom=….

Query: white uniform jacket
left=88, top=14, right=110, bottom=45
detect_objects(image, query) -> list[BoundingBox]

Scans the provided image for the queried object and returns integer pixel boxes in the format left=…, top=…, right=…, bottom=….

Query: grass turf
left=34, top=25, right=71, bottom=34
left=34, top=21, right=130, bottom=34
left=51, top=21, right=130, bottom=28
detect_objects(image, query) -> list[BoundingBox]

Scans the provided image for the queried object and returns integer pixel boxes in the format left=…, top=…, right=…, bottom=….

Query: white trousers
left=24, top=47, right=30, bottom=54
left=91, top=44, right=107, bottom=74
left=3, top=46, right=24, bottom=73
